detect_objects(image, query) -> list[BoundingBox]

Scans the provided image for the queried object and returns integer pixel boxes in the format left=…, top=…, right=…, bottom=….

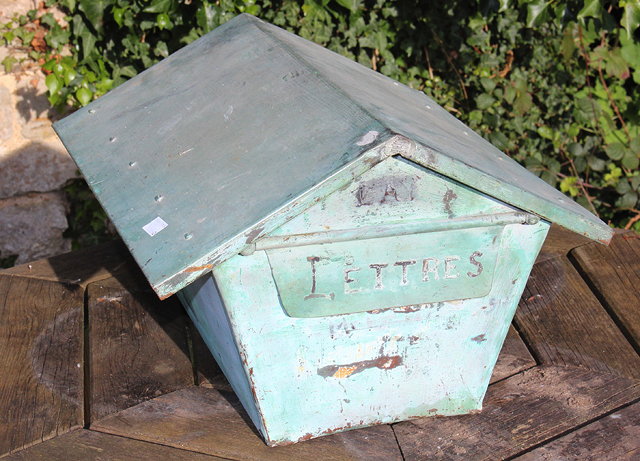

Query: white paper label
left=143, top=217, right=168, bottom=236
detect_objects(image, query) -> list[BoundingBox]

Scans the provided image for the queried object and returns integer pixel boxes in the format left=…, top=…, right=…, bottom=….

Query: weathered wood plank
left=0, top=275, right=83, bottom=456
left=87, top=275, right=195, bottom=422
left=490, top=325, right=536, bottom=384
left=571, top=232, right=640, bottom=352
left=535, top=224, right=592, bottom=264
left=393, top=366, right=640, bottom=460
left=93, top=386, right=403, bottom=461
left=514, top=401, right=640, bottom=461
left=3, top=429, right=226, bottom=460
left=1, top=240, right=131, bottom=289
left=515, top=256, right=640, bottom=379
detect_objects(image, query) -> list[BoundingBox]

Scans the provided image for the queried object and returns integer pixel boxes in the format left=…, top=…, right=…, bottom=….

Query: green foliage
left=2, top=0, right=640, bottom=244
left=63, top=177, right=115, bottom=249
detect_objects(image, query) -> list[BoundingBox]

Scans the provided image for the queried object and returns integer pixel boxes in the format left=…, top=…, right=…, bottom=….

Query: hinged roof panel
left=54, top=14, right=612, bottom=298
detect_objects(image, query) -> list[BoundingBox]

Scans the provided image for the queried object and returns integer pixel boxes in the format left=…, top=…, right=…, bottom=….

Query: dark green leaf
left=196, top=2, right=219, bottom=33
left=568, top=142, right=585, bottom=157
left=1, top=56, right=17, bottom=73
left=621, top=3, right=640, bottom=40
left=617, top=191, right=639, bottom=209
left=45, top=73, right=60, bottom=95
left=112, top=7, right=126, bottom=27
left=526, top=0, right=550, bottom=28
left=604, top=143, right=627, bottom=161
left=335, top=0, right=359, bottom=13
left=622, top=150, right=639, bottom=170
left=78, top=0, right=114, bottom=33
left=588, top=156, right=606, bottom=171
left=143, top=0, right=175, bottom=14
left=604, top=48, right=630, bottom=79
left=39, top=13, right=58, bottom=28
left=578, top=0, right=603, bottom=21
left=537, top=126, right=554, bottom=140
left=476, top=93, right=495, bottom=110
left=156, top=13, right=172, bottom=30
left=513, top=92, right=532, bottom=115
left=73, top=14, right=97, bottom=60
left=76, top=87, right=92, bottom=105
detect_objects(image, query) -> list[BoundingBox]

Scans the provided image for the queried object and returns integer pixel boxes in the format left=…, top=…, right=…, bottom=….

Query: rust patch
left=295, top=433, right=315, bottom=443
left=471, top=334, right=487, bottom=343
left=320, top=419, right=371, bottom=436
left=409, top=335, right=420, bottom=345
left=442, top=188, right=458, bottom=218
left=245, top=226, right=264, bottom=243
left=355, top=175, right=416, bottom=206
left=318, top=355, right=403, bottom=378
left=183, top=264, right=213, bottom=273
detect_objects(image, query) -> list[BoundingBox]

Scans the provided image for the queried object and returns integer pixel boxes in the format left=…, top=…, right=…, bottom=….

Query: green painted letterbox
left=53, top=14, right=613, bottom=446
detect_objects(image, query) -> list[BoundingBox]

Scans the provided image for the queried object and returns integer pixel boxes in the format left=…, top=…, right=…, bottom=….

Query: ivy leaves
left=1, top=0, right=639, bottom=231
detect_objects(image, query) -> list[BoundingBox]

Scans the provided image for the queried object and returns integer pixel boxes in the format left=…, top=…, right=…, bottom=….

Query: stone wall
left=0, top=0, right=77, bottom=265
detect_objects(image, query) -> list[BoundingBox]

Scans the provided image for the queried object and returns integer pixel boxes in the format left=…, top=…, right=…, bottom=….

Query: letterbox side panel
left=255, top=18, right=612, bottom=244
left=470, top=219, right=550, bottom=398
left=177, top=276, right=266, bottom=437
left=210, top=220, right=549, bottom=444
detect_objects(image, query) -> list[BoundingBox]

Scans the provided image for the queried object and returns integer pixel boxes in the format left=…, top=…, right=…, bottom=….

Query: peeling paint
left=471, top=334, right=487, bottom=343
left=317, top=355, right=403, bottom=378
left=245, top=226, right=264, bottom=244
left=355, top=175, right=416, bottom=206
left=443, top=188, right=458, bottom=218
left=392, top=305, right=422, bottom=314
left=355, top=130, right=379, bottom=146
left=183, top=264, right=213, bottom=273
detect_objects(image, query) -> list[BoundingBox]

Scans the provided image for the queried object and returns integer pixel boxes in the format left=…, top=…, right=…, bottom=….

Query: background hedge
left=2, top=0, right=640, bottom=248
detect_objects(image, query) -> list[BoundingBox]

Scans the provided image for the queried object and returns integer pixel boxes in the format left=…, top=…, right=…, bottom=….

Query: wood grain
left=87, top=275, right=195, bottom=422
left=490, top=325, right=536, bottom=384
left=393, top=365, right=640, bottom=460
left=571, top=232, right=640, bottom=352
left=0, top=275, right=83, bottom=456
left=1, top=240, right=131, bottom=289
left=515, top=256, right=640, bottom=379
left=535, top=224, right=593, bottom=264
left=3, top=429, right=226, bottom=460
left=514, top=401, right=640, bottom=461
left=93, top=386, right=403, bottom=461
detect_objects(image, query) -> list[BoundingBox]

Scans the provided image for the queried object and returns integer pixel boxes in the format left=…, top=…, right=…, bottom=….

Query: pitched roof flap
left=53, top=14, right=612, bottom=298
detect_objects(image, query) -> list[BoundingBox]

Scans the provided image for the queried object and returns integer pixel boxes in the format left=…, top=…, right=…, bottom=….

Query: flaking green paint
left=180, top=157, right=550, bottom=445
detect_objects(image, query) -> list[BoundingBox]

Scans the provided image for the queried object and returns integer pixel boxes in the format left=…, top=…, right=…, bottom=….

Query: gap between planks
left=504, top=398, right=640, bottom=461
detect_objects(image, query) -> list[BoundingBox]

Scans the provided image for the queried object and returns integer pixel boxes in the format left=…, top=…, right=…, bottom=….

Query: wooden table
left=1, top=225, right=639, bottom=460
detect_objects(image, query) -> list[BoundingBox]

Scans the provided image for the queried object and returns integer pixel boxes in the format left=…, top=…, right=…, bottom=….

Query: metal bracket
left=240, top=211, right=539, bottom=255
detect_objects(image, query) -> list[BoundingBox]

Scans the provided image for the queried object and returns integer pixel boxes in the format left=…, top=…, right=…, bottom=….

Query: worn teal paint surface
left=267, top=228, right=499, bottom=317
left=177, top=279, right=265, bottom=434
left=179, top=158, right=551, bottom=445
left=53, top=13, right=611, bottom=298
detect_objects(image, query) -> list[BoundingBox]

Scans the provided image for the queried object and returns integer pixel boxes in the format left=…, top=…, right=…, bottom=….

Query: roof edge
left=153, top=133, right=399, bottom=299
left=402, top=143, right=614, bottom=245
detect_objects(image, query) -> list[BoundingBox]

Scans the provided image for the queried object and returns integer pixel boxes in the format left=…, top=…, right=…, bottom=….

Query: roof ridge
left=249, top=15, right=390, bottom=141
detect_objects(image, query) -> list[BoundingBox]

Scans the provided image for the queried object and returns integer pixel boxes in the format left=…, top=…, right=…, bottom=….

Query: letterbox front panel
left=266, top=227, right=500, bottom=318
left=200, top=219, right=550, bottom=445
